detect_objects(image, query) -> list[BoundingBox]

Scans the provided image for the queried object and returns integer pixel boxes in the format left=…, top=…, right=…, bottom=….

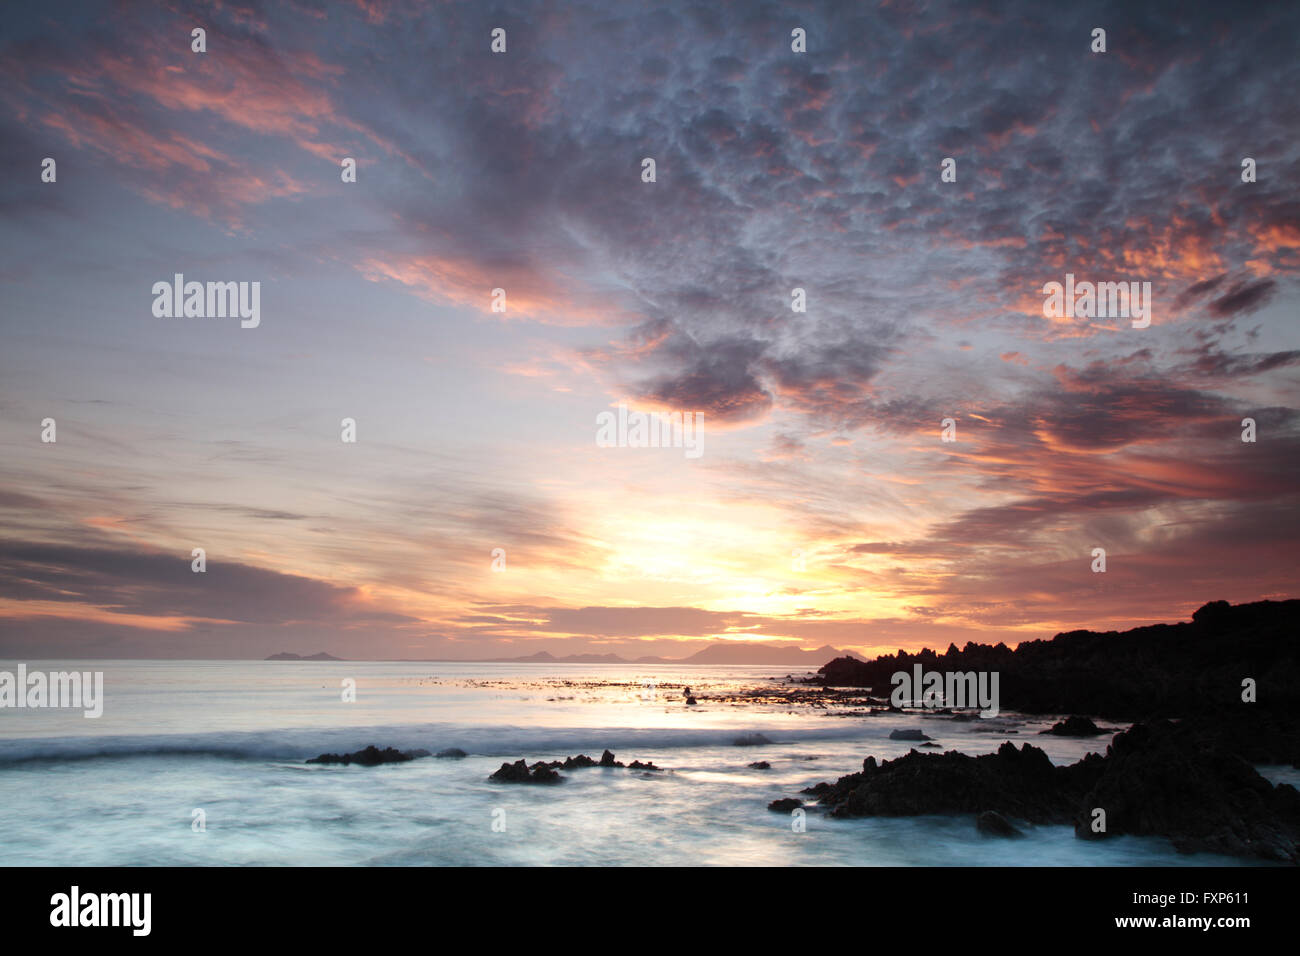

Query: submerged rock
left=976, top=810, right=1024, bottom=838
left=529, top=752, right=626, bottom=771
left=307, top=745, right=431, bottom=766
left=1041, top=716, right=1104, bottom=736
left=489, top=759, right=562, bottom=784
left=489, top=750, right=662, bottom=783
left=769, top=798, right=804, bottom=812
left=734, top=733, right=773, bottom=746
left=749, top=761, right=772, bottom=769
left=435, top=747, right=468, bottom=758
left=889, top=729, right=932, bottom=741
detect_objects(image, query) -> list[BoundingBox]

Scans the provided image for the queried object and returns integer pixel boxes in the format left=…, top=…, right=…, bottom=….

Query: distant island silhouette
left=261, top=643, right=861, bottom=665
left=478, top=642, right=863, bottom=667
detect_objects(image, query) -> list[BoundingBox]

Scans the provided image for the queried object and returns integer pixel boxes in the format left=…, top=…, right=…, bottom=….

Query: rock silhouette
left=307, top=745, right=430, bottom=766
left=814, top=599, right=1300, bottom=732
left=889, top=728, right=932, bottom=741
left=791, top=721, right=1300, bottom=863
left=768, top=798, right=803, bottom=812
left=488, top=750, right=663, bottom=783
left=1041, top=716, right=1104, bottom=736
left=489, top=759, right=562, bottom=784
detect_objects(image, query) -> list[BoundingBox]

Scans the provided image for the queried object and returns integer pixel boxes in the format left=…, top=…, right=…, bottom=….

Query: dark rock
left=734, top=733, right=773, bottom=746
left=817, top=656, right=875, bottom=688
left=490, top=750, right=654, bottom=781
left=435, top=747, right=468, bottom=758
left=489, top=759, right=562, bottom=784
left=801, top=741, right=1081, bottom=822
left=1073, top=720, right=1300, bottom=863
left=889, top=729, right=932, bottom=741
left=1041, top=716, right=1104, bottom=736
left=528, top=752, right=627, bottom=771
left=976, top=810, right=1024, bottom=838
left=787, top=720, right=1300, bottom=863
left=769, top=798, right=804, bottom=812
left=686, top=695, right=698, bottom=705
left=1170, top=710, right=1300, bottom=766
left=1192, top=600, right=1233, bottom=629
left=307, top=745, right=429, bottom=766
left=812, top=599, right=1300, bottom=728
left=749, top=761, right=772, bottom=769
left=920, top=742, right=941, bottom=748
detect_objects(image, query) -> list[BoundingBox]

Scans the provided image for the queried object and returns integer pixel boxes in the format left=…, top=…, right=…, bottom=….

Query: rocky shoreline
left=812, top=599, right=1299, bottom=728
left=300, top=600, right=1298, bottom=863
left=771, top=599, right=1300, bottom=863
left=773, top=717, right=1300, bottom=863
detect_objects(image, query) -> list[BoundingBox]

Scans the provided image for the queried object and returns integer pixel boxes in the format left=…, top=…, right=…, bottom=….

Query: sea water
left=0, top=660, right=1251, bottom=866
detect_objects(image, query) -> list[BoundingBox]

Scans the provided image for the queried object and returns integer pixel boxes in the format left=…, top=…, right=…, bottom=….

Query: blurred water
left=0, top=660, right=1252, bottom=866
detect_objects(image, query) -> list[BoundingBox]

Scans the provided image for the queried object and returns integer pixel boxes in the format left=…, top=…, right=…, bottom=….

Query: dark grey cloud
left=0, top=541, right=414, bottom=626
left=1208, top=278, right=1278, bottom=317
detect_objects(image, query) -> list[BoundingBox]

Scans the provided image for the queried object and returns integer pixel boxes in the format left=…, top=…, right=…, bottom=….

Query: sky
left=0, top=0, right=1297, bottom=660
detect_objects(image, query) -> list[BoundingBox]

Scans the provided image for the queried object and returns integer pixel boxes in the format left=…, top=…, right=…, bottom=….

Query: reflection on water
left=0, top=660, right=1252, bottom=866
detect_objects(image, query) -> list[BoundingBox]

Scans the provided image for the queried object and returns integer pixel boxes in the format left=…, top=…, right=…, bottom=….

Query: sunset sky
left=1, top=0, right=1297, bottom=660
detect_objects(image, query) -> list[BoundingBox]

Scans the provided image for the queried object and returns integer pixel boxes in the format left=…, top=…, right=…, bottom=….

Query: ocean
left=0, top=660, right=1264, bottom=866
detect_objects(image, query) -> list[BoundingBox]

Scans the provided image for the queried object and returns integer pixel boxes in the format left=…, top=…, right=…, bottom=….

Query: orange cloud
left=358, top=252, right=617, bottom=326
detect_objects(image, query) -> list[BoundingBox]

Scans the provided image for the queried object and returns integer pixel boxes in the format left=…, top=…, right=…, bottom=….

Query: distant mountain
left=678, top=642, right=858, bottom=666
left=489, top=642, right=861, bottom=666
left=498, top=651, right=635, bottom=664
left=265, top=651, right=342, bottom=661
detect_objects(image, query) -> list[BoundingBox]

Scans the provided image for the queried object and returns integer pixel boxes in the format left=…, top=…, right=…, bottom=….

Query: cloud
left=0, top=540, right=415, bottom=628
left=1, top=0, right=1297, bottom=655
left=1208, top=278, right=1278, bottom=317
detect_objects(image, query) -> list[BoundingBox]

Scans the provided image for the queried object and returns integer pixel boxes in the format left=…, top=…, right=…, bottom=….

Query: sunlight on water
left=0, top=660, right=1252, bottom=866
